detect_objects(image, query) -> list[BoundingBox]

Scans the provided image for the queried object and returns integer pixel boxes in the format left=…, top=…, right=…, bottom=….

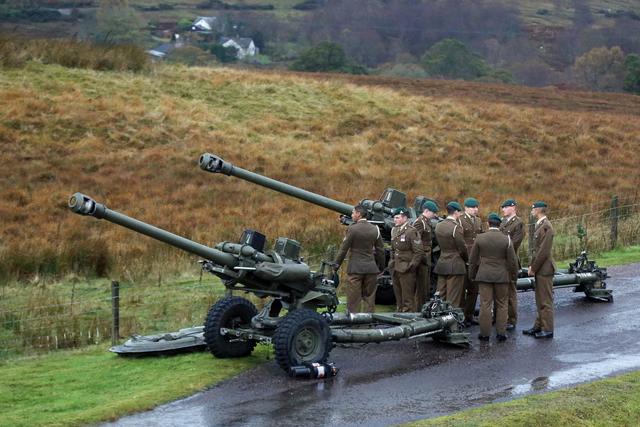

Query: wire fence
left=1, top=195, right=640, bottom=358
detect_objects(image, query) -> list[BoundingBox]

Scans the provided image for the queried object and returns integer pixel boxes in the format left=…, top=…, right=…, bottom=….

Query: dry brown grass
left=0, top=61, right=639, bottom=281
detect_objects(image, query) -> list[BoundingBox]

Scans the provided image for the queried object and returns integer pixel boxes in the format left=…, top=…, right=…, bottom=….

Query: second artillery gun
left=68, top=192, right=468, bottom=374
left=199, top=153, right=430, bottom=304
left=198, top=153, right=612, bottom=304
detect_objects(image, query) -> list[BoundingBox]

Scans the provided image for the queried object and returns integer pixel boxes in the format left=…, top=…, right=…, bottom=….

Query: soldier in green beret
left=389, top=207, right=424, bottom=312
left=461, top=197, right=485, bottom=326
left=469, top=213, right=518, bottom=341
left=334, top=205, right=386, bottom=314
left=433, top=201, right=468, bottom=308
left=413, top=200, right=438, bottom=310
left=523, top=201, right=556, bottom=339
left=499, top=199, right=525, bottom=330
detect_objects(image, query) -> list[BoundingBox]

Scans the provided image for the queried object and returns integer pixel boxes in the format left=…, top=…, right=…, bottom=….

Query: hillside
left=1, top=61, right=639, bottom=280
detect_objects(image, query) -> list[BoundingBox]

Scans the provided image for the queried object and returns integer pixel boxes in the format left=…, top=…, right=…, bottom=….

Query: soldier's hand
left=527, top=266, right=534, bottom=277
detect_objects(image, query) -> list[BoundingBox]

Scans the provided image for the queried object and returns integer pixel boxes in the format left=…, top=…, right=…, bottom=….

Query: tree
left=572, top=46, right=625, bottom=91
left=623, top=53, right=640, bottom=94
left=176, top=18, right=192, bottom=32
left=210, top=44, right=237, bottom=63
left=290, top=41, right=366, bottom=74
left=421, top=38, right=490, bottom=80
left=95, top=0, right=142, bottom=44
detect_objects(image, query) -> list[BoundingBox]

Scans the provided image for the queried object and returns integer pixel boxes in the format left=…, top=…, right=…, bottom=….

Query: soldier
left=433, top=201, right=468, bottom=309
left=523, top=201, right=556, bottom=339
left=389, top=207, right=423, bottom=312
left=413, top=200, right=438, bottom=310
left=499, top=199, right=525, bottom=330
left=469, top=213, right=518, bottom=341
left=333, top=205, right=386, bottom=314
left=461, top=197, right=484, bottom=326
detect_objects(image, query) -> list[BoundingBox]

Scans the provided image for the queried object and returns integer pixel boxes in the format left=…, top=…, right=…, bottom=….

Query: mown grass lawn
left=0, top=344, right=272, bottom=427
left=405, top=370, right=640, bottom=427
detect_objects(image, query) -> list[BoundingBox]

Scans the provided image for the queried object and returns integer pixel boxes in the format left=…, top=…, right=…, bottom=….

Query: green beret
left=393, top=207, right=409, bottom=216
left=501, top=199, right=516, bottom=208
left=464, top=197, right=479, bottom=207
left=488, top=212, right=501, bottom=223
left=532, top=201, right=548, bottom=208
left=446, top=201, right=462, bottom=212
left=421, top=200, right=439, bottom=213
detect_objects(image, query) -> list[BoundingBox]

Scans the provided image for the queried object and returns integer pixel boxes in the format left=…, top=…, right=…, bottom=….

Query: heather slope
left=1, top=62, right=639, bottom=278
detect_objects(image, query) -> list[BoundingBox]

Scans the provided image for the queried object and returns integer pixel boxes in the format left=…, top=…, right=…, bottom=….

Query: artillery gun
left=68, top=192, right=468, bottom=374
left=199, top=153, right=434, bottom=304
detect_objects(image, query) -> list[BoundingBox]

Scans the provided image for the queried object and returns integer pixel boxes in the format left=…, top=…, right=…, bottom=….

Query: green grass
left=0, top=344, right=272, bottom=427
left=557, top=244, right=640, bottom=268
left=404, top=370, right=640, bottom=427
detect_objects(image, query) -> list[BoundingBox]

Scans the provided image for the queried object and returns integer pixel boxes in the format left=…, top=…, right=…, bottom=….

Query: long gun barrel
left=199, top=153, right=355, bottom=216
left=68, top=193, right=238, bottom=267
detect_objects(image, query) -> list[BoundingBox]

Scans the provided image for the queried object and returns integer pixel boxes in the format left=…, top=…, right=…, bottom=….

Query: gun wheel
left=204, top=296, right=257, bottom=358
left=273, top=309, right=332, bottom=372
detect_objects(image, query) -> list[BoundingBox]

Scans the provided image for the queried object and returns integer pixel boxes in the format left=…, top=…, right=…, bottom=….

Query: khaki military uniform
left=413, top=215, right=433, bottom=310
left=469, top=229, right=518, bottom=337
left=531, top=216, right=556, bottom=332
left=433, top=217, right=468, bottom=308
left=334, top=219, right=385, bottom=313
left=389, top=222, right=423, bottom=312
left=499, top=215, right=525, bottom=325
left=461, top=213, right=484, bottom=321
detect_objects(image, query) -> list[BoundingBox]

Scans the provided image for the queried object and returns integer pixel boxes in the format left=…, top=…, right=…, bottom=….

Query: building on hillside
left=147, top=43, right=174, bottom=59
left=219, top=37, right=258, bottom=59
left=191, top=16, right=221, bottom=33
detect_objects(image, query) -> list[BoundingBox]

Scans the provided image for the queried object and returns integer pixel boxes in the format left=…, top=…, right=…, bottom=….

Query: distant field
left=0, top=61, right=639, bottom=280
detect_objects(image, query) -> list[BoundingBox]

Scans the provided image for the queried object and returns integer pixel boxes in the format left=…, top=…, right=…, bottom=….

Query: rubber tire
left=204, top=296, right=258, bottom=358
left=273, top=309, right=332, bottom=372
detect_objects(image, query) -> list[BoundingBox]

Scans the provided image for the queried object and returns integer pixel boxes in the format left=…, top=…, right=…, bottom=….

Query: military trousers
left=478, top=282, right=509, bottom=336
left=463, top=274, right=479, bottom=321
left=345, top=273, right=378, bottom=314
left=437, top=275, right=465, bottom=309
left=392, top=270, right=416, bottom=312
left=534, top=274, right=554, bottom=332
left=414, top=262, right=431, bottom=311
left=507, top=280, right=518, bottom=325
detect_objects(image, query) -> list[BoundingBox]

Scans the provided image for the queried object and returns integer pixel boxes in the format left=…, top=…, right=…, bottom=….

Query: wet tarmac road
left=104, top=264, right=640, bottom=427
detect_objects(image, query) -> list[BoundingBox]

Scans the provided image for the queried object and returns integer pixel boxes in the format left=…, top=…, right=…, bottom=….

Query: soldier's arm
left=409, top=228, right=424, bottom=269
left=506, top=239, right=518, bottom=280
left=468, top=242, right=480, bottom=280
left=374, top=234, right=385, bottom=272
left=454, top=225, right=469, bottom=262
left=333, top=227, right=353, bottom=268
left=511, top=221, right=525, bottom=249
left=531, top=225, right=554, bottom=273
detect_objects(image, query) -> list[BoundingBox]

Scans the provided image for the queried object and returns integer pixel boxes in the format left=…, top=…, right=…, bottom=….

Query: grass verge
left=404, top=370, right=640, bottom=427
left=0, top=344, right=272, bottom=427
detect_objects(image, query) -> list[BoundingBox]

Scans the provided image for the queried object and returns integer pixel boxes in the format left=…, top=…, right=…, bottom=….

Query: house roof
left=192, top=16, right=218, bottom=31
left=220, top=37, right=254, bottom=50
left=147, top=43, right=174, bottom=58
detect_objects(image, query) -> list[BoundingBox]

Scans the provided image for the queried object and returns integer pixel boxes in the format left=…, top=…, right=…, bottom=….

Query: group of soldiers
left=333, top=198, right=556, bottom=342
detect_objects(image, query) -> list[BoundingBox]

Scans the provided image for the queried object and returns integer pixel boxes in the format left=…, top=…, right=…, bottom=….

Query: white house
left=220, top=37, right=258, bottom=59
left=191, top=16, right=219, bottom=33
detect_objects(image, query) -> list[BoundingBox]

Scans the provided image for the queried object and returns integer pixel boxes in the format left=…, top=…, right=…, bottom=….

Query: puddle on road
left=511, top=352, right=640, bottom=395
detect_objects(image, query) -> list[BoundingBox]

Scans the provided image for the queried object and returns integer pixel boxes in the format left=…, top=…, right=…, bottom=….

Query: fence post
left=528, top=213, right=536, bottom=263
left=610, top=195, right=619, bottom=249
left=111, top=281, right=120, bottom=346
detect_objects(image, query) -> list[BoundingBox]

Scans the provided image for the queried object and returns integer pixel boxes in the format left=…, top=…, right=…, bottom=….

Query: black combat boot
left=522, top=327, right=541, bottom=336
